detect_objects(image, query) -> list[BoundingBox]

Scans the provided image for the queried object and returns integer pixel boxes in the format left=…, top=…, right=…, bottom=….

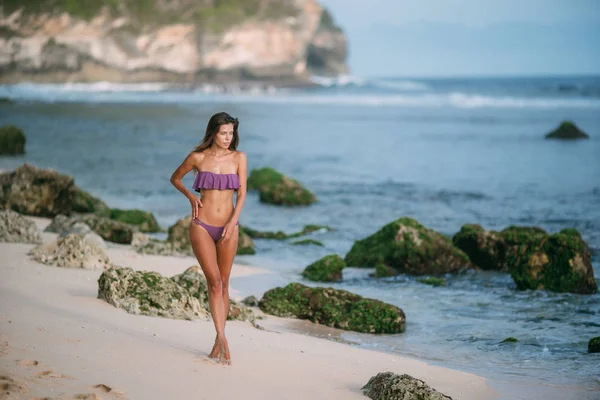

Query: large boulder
left=247, top=167, right=316, bottom=206
left=98, top=266, right=254, bottom=322
left=259, top=283, right=405, bottom=334
left=0, top=125, right=26, bottom=155
left=505, top=227, right=597, bottom=294
left=455, top=224, right=597, bottom=294
left=109, top=208, right=161, bottom=233
left=302, top=254, right=345, bottom=282
left=98, top=266, right=209, bottom=320
left=237, top=226, right=256, bottom=255
left=362, top=372, right=452, bottom=400
left=345, top=217, right=472, bottom=275
left=29, top=233, right=111, bottom=269
left=0, top=209, right=42, bottom=244
left=545, top=121, right=589, bottom=139
left=0, top=163, right=74, bottom=217
left=452, top=224, right=508, bottom=271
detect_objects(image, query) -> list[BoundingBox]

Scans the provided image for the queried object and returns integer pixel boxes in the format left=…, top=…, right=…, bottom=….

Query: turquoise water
left=1, top=76, right=599, bottom=399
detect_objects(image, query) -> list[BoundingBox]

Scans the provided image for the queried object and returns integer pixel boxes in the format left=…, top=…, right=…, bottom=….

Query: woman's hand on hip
left=188, top=194, right=203, bottom=219
left=220, top=220, right=238, bottom=242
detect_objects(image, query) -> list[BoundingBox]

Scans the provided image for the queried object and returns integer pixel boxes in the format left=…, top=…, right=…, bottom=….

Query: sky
left=318, top=0, right=600, bottom=78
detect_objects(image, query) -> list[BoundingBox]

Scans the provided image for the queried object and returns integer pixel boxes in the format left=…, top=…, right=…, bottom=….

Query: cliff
left=0, top=0, right=348, bottom=85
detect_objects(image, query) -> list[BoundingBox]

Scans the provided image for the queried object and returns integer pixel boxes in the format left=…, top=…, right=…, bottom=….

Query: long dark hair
left=192, top=112, right=239, bottom=155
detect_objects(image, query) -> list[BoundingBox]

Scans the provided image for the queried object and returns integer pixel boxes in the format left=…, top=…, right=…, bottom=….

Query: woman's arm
left=228, top=151, right=248, bottom=224
left=170, top=152, right=203, bottom=218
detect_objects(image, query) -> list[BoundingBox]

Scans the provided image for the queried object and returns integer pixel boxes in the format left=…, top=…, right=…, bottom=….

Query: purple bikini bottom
left=193, top=218, right=238, bottom=243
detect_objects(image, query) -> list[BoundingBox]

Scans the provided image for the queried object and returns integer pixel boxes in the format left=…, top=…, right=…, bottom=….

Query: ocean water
left=1, top=75, right=599, bottom=399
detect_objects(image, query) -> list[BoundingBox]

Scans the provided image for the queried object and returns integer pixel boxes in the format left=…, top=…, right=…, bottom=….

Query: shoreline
left=0, top=216, right=498, bottom=400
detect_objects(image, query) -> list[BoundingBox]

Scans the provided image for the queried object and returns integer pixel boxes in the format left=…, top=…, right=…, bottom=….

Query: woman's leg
left=189, top=222, right=227, bottom=362
left=214, top=224, right=239, bottom=364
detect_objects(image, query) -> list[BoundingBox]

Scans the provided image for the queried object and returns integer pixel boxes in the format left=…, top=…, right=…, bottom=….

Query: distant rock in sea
left=545, top=121, right=590, bottom=139
left=0, top=0, right=348, bottom=85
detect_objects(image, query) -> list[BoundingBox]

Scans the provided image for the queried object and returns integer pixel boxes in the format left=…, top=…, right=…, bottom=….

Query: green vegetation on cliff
left=3, top=0, right=300, bottom=31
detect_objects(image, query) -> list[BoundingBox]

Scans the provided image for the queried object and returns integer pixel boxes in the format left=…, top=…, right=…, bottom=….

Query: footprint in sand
left=0, top=374, right=29, bottom=399
left=90, top=384, right=126, bottom=399
left=35, top=369, right=75, bottom=380
left=17, top=359, right=40, bottom=367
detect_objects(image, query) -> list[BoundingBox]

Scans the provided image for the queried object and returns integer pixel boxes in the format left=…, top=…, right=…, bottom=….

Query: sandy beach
left=0, top=217, right=497, bottom=400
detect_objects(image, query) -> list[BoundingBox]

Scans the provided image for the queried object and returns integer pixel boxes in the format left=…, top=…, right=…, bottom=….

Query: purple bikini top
left=192, top=171, right=240, bottom=192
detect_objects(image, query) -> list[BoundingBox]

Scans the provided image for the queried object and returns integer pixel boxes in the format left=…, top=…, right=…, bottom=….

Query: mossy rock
left=501, top=337, right=518, bottom=343
left=243, top=224, right=333, bottom=240
left=109, top=208, right=160, bottom=233
left=452, top=224, right=508, bottom=271
left=362, top=372, right=452, bottom=400
left=247, top=167, right=316, bottom=206
left=0, top=125, right=26, bottom=155
left=291, top=238, right=323, bottom=246
left=97, top=266, right=209, bottom=320
left=588, top=337, right=600, bottom=353
left=167, top=216, right=192, bottom=250
left=504, top=227, right=597, bottom=294
left=79, top=213, right=138, bottom=244
left=259, top=282, right=405, bottom=333
left=0, top=97, right=14, bottom=104
left=70, top=185, right=110, bottom=216
left=302, top=254, right=345, bottom=282
left=374, top=264, right=398, bottom=278
left=545, top=121, right=589, bottom=139
left=417, top=277, right=446, bottom=287
left=345, top=217, right=472, bottom=275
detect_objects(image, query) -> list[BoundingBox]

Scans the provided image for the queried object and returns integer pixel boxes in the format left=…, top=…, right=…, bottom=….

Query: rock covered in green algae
left=345, top=217, right=472, bottom=275
left=302, top=254, right=345, bottom=282
left=109, top=208, right=160, bottom=233
left=588, top=337, right=600, bottom=353
left=98, top=266, right=255, bottom=322
left=417, top=277, right=446, bottom=287
left=237, top=225, right=256, bottom=255
left=259, top=283, right=405, bottom=333
left=362, top=372, right=452, bottom=400
left=70, top=185, right=110, bottom=216
left=455, top=224, right=597, bottom=294
left=291, top=238, right=324, bottom=246
left=247, top=167, right=316, bottom=206
left=0, top=125, right=26, bottom=155
left=98, top=266, right=209, bottom=320
left=79, top=213, right=138, bottom=244
left=545, top=121, right=589, bottom=139
left=374, top=264, right=399, bottom=278
left=452, top=224, right=508, bottom=271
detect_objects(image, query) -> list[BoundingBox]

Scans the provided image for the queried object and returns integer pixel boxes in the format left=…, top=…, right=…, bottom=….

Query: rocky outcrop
left=0, top=125, right=26, bottom=155
left=247, top=167, right=316, bottom=206
left=362, top=372, right=452, bottom=400
left=589, top=337, right=600, bottom=353
left=78, top=213, right=138, bottom=244
left=108, top=208, right=160, bottom=233
left=0, top=209, right=42, bottom=244
left=71, top=185, right=110, bottom=216
left=345, top=217, right=472, bottom=275
left=98, top=265, right=254, bottom=322
left=0, top=1, right=349, bottom=84
left=454, top=224, right=598, bottom=294
left=302, top=254, right=345, bottom=282
left=0, top=163, right=74, bottom=217
left=29, top=232, right=111, bottom=269
left=259, top=283, right=405, bottom=333
left=545, top=121, right=589, bottom=139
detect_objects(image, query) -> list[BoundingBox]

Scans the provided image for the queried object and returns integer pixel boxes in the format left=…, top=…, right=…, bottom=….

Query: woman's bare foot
left=208, top=336, right=220, bottom=359
left=217, top=336, right=231, bottom=366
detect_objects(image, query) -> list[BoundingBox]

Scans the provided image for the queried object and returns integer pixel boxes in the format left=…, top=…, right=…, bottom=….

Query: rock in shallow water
left=259, top=282, right=405, bottom=333
left=362, top=372, right=453, bottom=400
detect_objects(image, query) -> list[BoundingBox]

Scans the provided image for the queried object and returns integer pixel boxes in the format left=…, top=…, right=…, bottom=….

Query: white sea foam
left=1, top=83, right=599, bottom=109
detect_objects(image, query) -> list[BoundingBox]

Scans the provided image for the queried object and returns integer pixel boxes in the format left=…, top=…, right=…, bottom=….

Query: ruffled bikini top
left=192, top=171, right=240, bottom=192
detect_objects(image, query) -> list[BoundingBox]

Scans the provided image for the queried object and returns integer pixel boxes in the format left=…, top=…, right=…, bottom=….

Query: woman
left=170, top=112, right=247, bottom=365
